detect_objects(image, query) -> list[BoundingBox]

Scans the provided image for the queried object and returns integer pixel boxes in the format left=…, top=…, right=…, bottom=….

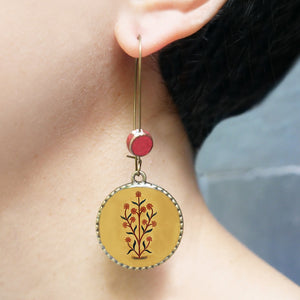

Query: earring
left=96, top=36, right=183, bottom=270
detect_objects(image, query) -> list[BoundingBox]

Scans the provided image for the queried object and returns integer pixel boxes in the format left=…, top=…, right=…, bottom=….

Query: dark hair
left=159, top=0, right=300, bottom=150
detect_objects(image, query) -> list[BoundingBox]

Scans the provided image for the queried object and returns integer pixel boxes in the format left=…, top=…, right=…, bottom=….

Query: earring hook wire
left=128, top=35, right=143, bottom=175
left=133, top=35, right=142, bottom=131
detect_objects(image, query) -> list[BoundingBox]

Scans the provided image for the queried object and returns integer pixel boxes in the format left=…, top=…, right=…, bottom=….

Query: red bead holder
left=127, top=129, right=153, bottom=157
left=96, top=35, right=183, bottom=270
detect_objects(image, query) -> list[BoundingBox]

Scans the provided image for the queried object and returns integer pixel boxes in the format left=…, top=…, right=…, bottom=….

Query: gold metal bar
left=137, top=35, right=142, bottom=131
left=133, top=58, right=137, bottom=130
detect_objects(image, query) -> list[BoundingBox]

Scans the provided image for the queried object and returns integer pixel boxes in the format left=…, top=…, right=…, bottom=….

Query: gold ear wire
left=129, top=35, right=143, bottom=175
left=133, top=35, right=142, bottom=131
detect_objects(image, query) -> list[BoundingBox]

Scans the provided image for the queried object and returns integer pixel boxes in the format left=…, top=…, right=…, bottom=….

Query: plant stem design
left=121, top=191, right=157, bottom=258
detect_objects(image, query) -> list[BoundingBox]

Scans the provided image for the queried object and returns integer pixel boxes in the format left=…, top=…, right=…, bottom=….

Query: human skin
left=0, top=0, right=299, bottom=299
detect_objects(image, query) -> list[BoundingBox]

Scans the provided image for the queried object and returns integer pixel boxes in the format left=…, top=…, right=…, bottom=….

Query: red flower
left=124, top=203, right=130, bottom=210
left=125, top=237, right=131, bottom=243
left=146, top=203, right=153, bottom=210
left=146, top=236, right=152, bottom=242
left=140, top=206, right=146, bottom=213
left=136, top=191, right=141, bottom=197
left=122, top=222, right=128, bottom=228
left=142, top=219, right=148, bottom=225
left=151, top=221, right=157, bottom=227
left=131, top=208, right=137, bottom=214
left=130, top=217, right=136, bottom=223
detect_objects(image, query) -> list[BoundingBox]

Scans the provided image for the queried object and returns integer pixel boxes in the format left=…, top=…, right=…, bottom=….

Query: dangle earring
left=96, top=36, right=183, bottom=270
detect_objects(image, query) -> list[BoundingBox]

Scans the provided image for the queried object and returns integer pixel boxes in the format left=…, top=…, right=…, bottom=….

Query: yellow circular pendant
left=96, top=173, right=183, bottom=270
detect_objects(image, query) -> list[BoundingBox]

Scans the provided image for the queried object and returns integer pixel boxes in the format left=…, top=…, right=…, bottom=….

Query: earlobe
left=114, top=9, right=191, bottom=57
left=114, top=0, right=228, bottom=57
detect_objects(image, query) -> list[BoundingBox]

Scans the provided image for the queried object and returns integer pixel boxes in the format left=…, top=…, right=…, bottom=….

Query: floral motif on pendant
left=121, top=191, right=157, bottom=259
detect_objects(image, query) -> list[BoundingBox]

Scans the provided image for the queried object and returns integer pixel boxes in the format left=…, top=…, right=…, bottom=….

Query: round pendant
left=96, top=172, right=183, bottom=270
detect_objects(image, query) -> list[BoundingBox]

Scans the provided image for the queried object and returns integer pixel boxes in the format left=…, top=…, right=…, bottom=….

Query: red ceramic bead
left=127, top=129, right=153, bottom=156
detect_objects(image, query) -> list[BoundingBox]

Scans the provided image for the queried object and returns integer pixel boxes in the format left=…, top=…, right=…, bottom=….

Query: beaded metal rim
left=96, top=180, right=184, bottom=270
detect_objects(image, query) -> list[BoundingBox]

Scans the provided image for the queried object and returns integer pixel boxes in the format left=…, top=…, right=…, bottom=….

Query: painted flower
left=130, top=217, right=136, bottom=223
left=146, top=203, right=153, bottom=210
left=140, top=206, right=146, bottom=213
left=124, top=203, right=130, bottom=210
left=146, top=236, right=152, bottom=242
left=136, top=191, right=141, bottom=197
left=151, top=221, right=157, bottom=227
left=125, top=237, right=131, bottom=243
left=142, top=219, right=148, bottom=225
left=131, top=208, right=137, bottom=214
left=122, top=222, right=128, bottom=228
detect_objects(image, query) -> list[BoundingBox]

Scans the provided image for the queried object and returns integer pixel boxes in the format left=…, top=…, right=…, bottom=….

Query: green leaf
left=145, top=229, right=153, bottom=234
left=141, top=225, right=145, bottom=232
left=133, top=240, right=136, bottom=250
left=146, top=212, right=150, bottom=220
left=126, top=232, right=134, bottom=235
left=120, top=216, right=126, bottom=220
left=143, top=241, right=146, bottom=249
left=128, top=213, right=132, bottom=219
left=152, top=212, right=157, bottom=217
left=133, top=225, right=137, bottom=233
left=127, top=249, right=133, bottom=255
left=132, top=201, right=139, bottom=206
left=145, top=250, right=152, bottom=253
left=140, top=199, right=146, bottom=205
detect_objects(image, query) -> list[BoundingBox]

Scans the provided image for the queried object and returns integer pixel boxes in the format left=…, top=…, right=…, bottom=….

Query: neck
left=0, top=52, right=208, bottom=296
left=1, top=51, right=299, bottom=299
left=1, top=50, right=203, bottom=210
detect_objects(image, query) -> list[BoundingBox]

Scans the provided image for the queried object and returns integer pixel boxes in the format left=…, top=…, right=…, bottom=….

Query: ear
left=114, top=0, right=227, bottom=57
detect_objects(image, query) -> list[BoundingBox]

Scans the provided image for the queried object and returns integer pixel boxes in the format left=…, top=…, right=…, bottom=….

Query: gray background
left=196, top=60, right=300, bottom=285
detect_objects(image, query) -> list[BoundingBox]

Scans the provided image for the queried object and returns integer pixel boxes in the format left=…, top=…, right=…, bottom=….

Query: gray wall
left=196, top=60, right=300, bottom=285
